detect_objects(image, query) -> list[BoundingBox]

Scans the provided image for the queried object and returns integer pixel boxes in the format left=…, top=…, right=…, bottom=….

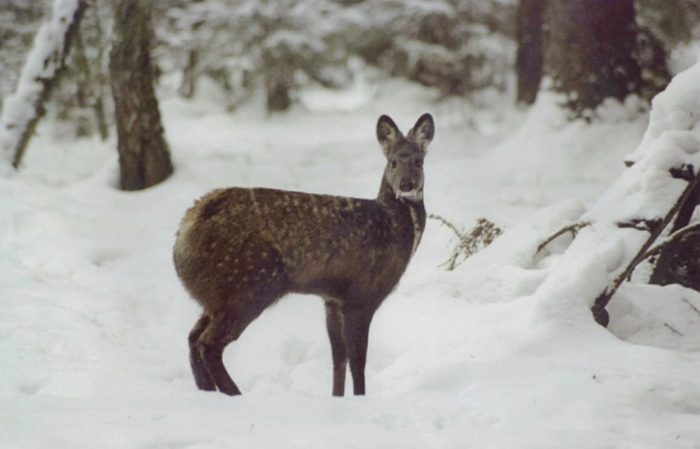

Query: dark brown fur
left=174, top=113, right=435, bottom=396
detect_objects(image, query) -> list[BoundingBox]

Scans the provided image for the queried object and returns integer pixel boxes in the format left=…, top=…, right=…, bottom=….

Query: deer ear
left=376, top=115, right=402, bottom=157
left=408, top=113, right=435, bottom=153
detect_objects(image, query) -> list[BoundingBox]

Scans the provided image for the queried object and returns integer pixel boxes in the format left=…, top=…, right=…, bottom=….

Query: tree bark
left=110, top=0, right=173, bottom=191
left=516, top=0, right=545, bottom=105
left=544, top=0, right=642, bottom=115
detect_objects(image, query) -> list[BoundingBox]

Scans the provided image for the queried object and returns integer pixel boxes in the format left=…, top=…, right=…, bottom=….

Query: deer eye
left=391, top=160, right=398, bottom=169
left=414, top=159, right=423, bottom=168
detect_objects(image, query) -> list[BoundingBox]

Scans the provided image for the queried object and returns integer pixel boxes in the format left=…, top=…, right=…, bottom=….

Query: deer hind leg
left=198, top=312, right=258, bottom=396
left=343, top=307, right=374, bottom=396
left=196, top=312, right=243, bottom=396
left=189, top=314, right=216, bottom=391
left=195, top=276, right=288, bottom=396
left=325, top=301, right=348, bottom=397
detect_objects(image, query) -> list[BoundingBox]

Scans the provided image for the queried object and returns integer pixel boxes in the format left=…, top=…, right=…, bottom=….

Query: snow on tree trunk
left=0, top=0, right=87, bottom=169
left=530, top=63, right=700, bottom=329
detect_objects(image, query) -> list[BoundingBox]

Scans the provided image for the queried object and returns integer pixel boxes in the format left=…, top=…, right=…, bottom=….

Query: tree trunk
left=109, top=0, right=173, bottom=191
left=265, top=70, right=293, bottom=113
left=179, top=50, right=199, bottom=99
left=0, top=0, right=87, bottom=169
left=544, top=0, right=642, bottom=116
left=516, top=0, right=545, bottom=105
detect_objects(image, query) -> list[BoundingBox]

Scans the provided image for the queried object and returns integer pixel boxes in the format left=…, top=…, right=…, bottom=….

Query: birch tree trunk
left=109, top=0, right=173, bottom=191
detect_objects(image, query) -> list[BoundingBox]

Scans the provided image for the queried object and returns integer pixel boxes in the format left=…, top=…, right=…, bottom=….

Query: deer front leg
left=325, top=302, right=348, bottom=396
left=343, top=308, right=373, bottom=396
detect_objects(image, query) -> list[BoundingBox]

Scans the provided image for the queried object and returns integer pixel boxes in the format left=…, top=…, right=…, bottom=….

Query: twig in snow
left=536, top=222, right=590, bottom=254
left=682, top=298, right=700, bottom=318
left=664, top=322, right=685, bottom=336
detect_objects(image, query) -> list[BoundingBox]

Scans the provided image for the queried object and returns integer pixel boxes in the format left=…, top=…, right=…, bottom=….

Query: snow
left=3, top=64, right=700, bottom=448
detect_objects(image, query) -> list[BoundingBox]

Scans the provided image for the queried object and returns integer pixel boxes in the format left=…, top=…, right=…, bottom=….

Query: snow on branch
left=0, top=0, right=87, bottom=169
left=520, top=62, right=700, bottom=330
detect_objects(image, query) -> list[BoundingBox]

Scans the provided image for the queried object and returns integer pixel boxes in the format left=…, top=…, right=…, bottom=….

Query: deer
left=173, top=113, right=435, bottom=397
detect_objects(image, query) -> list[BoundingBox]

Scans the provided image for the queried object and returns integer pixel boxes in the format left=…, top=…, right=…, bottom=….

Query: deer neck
left=377, top=177, right=426, bottom=257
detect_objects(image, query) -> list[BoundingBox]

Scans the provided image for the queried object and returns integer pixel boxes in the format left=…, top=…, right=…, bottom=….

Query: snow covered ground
left=2, top=72, right=700, bottom=448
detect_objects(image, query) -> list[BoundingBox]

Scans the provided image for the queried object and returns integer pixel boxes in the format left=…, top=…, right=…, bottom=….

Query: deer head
left=376, top=113, right=435, bottom=201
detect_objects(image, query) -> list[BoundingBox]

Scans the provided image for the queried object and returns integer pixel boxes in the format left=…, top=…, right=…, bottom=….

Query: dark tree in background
left=515, top=0, right=544, bottom=105
left=110, top=0, right=173, bottom=191
left=544, top=0, right=644, bottom=115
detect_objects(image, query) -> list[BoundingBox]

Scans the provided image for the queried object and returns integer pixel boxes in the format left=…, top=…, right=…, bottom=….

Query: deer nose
left=399, top=179, right=414, bottom=192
